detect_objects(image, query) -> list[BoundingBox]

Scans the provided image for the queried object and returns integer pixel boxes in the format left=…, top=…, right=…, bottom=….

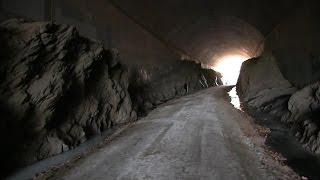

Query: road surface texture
left=44, top=87, right=292, bottom=180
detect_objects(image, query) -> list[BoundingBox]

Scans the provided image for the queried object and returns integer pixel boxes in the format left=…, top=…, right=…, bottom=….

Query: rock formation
left=0, top=19, right=222, bottom=176
left=0, top=19, right=136, bottom=173
left=237, top=53, right=296, bottom=116
left=282, top=82, right=320, bottom=153
left=129, top=61, right=222, bottom=114
left=237, top=53, right=320, bottom=154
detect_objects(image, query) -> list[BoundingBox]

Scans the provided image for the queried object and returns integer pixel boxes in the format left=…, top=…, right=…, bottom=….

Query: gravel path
left=49, top=86, right=278, bottom=180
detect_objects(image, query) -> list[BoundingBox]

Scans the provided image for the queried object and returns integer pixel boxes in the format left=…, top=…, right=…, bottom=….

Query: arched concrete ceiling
left=58, top=0, right=302, bottom=67
left=109, top=0, right=301, bottom=66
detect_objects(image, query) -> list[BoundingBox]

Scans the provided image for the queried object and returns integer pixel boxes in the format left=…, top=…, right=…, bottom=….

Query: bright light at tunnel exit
left=213, top=55, right=249, bottom=85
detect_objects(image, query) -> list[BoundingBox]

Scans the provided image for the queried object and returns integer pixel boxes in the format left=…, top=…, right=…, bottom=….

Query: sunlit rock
left=237, top=53, right=296, bottom=116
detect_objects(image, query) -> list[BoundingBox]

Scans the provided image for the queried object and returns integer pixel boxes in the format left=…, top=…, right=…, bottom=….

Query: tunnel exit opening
left=212, top=54, right=250, bottom=85
left=211, top=54, right=251, bottom=109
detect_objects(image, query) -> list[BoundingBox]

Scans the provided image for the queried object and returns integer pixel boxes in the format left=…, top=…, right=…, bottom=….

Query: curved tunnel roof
left=109, top=0, right=301, bottom=66
left=59, top=0, right=302, bottom=67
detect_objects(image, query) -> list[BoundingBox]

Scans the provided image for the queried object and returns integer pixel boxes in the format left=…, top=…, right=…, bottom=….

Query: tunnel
left=1, top=0, right=320, bottom=179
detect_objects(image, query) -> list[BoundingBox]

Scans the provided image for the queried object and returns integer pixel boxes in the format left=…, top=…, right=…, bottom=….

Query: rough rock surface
left=237, top=53, right=320, bottom=155
left=0, top=19, right=136, bottom=174
left=281, top=82, right=320, bottom=153
left=237, top=53, right=297, bottom=116
left=129, top=60, right=222, bottom=114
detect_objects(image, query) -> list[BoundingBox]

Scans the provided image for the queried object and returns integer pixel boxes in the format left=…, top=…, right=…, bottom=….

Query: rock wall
left=0, top=19, right=221, bottom=177
left=237, top=0, right=320, bottom=155
left=237, top=53, right=320, bottom=154
left=0, top=0, right=223, bottom=115
left=130, top=61, right=222, bottom=114
left=0, top=19, right=136, bottom=174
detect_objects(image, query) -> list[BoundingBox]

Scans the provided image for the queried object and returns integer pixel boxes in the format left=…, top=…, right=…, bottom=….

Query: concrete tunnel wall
left=1, top=0, right=307, bottom=83
left=111, top=0, right=301, bottom=66
left=0, top=0, right=269, bottom=70
left=264, top=0, right=320, bottom=88
left=161, top=15, right=264, bottom=66
left=0, top=0, right=48, bottom=21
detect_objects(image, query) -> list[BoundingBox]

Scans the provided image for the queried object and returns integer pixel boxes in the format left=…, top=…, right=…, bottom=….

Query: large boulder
left=0, top=19, right=136, bottom=173
left=237, top=53, right=296, bottom=116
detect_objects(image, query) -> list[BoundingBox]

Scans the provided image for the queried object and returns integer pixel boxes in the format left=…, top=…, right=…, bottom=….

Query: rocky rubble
left=282, top=82, right=320, bottom=153
left=0, top=19, right=136, bottom=174
left=237, top=53, right=320, bottom=154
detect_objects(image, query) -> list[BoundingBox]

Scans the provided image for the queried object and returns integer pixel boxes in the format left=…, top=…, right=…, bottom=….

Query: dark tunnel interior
left=1, top=0, right=320, bottom=179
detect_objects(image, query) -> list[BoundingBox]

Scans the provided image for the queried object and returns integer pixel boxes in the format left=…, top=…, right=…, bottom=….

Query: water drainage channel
left=227, top=87, right=320, bottom=179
